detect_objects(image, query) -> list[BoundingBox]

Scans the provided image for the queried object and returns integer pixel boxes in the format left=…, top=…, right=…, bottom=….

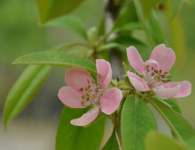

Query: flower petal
left=96, top=59, right=112, bottom=89
left=153, top=85, right=181, bottom=98
left=144, top=59, right=159, bottom=72
left=150, top=44, right=175, bottom=74
left=70, top=106, right=99, bottom=126
left=58, top=86, right=90, bottom=108
left=127, top=46, right=145, bottom=75
left=100, top=87, right=122, bottom=115
left=162, top=81, right=191, bottom=98
left=65, top=67, right=95, bottom=94
left=127, top=71, right=149, bottom=91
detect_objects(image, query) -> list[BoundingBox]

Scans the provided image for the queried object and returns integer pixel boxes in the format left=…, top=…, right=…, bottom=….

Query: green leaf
left=147, top=96, right=195, bottom=147
left=102, top=131, right=120, bottom=150
left=134, top=0, right=167, bottom=47
left=164, top=99, right=182, bottom=114
left=121, top=95, right=157, bottom=150
left=3, top=65, right=52, bottom=129
left=3, top=43, right=89, bottom=129
left=35, top=0, right=85, bottom=24
left=164, top=2, right=186, bottom=69
left=136, top=0, right=161, bottom=19
left=112, top=1, right=138, bottom=31
left=169, top=0, right=183, bottom=18
left=46, top=15, right=87, bottom=40
left=12, top=51, right=97, bottom=74
left=104, top=35, right=148, bottom=52
left=56, top=106, right=106, bottom=150
left=112, top=22, right=141, bottom=33
left=145, top=132, right=191, bottom=150
left=122, top=62, right=131, bottom=72
left=97, top=17, right=105, bottom=36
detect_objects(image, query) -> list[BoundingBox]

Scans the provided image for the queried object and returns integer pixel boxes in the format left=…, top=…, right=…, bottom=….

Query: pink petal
left=162, top=81, right=191, bottom=98
left=153, top=85, right=181, bottom=98
left=144, top=59, right=159, bottom=72
left=100, top=87, right=122, bottom=115
left=65, top=67, right=95, bottom=94
left=150, top=44, right=175, bottom=74
left=127, top=71, right=149, bottom=91
left=70, top=106, right=99, bottom=126
left=58, top=86, right=90, bottom=108
left=127, top=46, right=145, bottom=75
left=96, top=59, right=112, bottom=89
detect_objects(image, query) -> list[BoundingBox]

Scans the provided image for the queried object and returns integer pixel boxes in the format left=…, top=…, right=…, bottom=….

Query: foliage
left=3, top=0, right=195, bottom=150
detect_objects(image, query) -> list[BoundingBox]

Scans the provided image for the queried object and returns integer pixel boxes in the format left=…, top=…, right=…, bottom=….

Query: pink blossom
left=127, top=44, right=191, bottom=98
left=58, top=59, right=122, bottom=126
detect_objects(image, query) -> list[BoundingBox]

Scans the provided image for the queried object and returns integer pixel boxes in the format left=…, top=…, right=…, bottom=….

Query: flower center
left=79, top=79, right=103, bottom=106
left=144, top=65, right=171, bottom=89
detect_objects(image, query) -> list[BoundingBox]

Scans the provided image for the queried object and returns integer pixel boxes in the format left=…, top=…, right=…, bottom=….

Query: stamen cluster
left=79, top=79, right=103, bottom=106
left=145, top=65, right=171, bottom=89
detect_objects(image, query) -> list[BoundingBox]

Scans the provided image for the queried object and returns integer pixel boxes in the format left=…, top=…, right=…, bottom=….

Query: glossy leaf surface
left=56, top=106, right=106, bottom=150
left=121, top=95, right=157, bottom=150
left=12, top=51, right=97, bottom=74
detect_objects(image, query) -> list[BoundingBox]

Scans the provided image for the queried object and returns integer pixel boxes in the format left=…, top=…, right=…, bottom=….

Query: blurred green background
left=0, top=0, right=195, bottom=149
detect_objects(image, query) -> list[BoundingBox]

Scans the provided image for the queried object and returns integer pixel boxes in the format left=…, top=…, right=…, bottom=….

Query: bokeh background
left=0, top=0, right=195, bottom=149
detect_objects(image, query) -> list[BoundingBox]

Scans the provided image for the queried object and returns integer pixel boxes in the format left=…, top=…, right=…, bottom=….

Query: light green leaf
left=56, top=106, right=106, bottom=150
left=164, top=2, right=186, bottom=69
left=3, top=65, right=51, bottom=129
left=102, top=131, right=120, bottom=150
left=134, top=0, right=167, bottom=47
left=164, top=99, right=182, bottom=114
left=112, top=22, right=141, bottom=33
left=35, top=0, right=85, bottom=24
left=3, top=43, right=88, bottom=129
left=103, top=35, right=148, bottom=52
left=121, top=95, right=157, bottom=150
left=169, top=0, right=183, bottom=18
left=136, top=0, right=161, bottom=19
left=97, top=17, right=105, bottom=36
left=46, top=15, right=87, bottom=39
left=145, top=132, right=191, bottom=150
left=147, top=96, right=195, bottom=147
left=12, top=51, right=97, bottom=74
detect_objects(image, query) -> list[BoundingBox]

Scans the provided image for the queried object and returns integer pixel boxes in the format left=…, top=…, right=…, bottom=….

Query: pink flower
left=127, top=44, right=191, bottom=98
left=58, top=59, right=122, bottom=126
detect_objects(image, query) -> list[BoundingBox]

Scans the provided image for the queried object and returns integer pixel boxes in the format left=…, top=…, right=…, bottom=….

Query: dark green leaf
left=112, top=1, right=138, bottom=31
left=56, top=106, right=106, bottom=150
left=12, top=51, right=97, bottom=74
left=145, top=132, right=191, bottom=150
left=102, top=131, right=120, bottom=150
left=35, top=0, right=85, bottom=23
left=134, top=0, right=167, bottom=47
left=121, top=95, right=157, bottom=150
left=147, top=96, right=195, bottom=147
left=3, top=65, right=51, bottom=129
left=46, top=15, right=87, bottom=39
left=170, top=0, right=183, bottom=18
